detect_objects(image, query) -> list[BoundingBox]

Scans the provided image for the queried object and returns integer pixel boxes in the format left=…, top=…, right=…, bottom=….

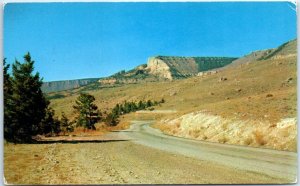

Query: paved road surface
left=4, top=120, right=297, bottom=184
left=118, top=120, right=297, bottom=182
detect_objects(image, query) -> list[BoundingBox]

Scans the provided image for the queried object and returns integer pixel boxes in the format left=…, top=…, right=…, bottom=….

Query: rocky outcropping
left=43, top=55, right=236, bottom=92
left=146, top=57, right=172, bottom=80
left=146, top=56, right=237, bottom=80
left=42, top=78, right=99, bottom=93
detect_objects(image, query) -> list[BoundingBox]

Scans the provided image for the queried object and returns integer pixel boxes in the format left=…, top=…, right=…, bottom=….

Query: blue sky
left=4, top=2, right=296, bottom=82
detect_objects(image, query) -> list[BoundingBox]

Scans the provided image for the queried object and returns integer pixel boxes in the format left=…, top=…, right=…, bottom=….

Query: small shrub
left=253, top=130, right=266, bottom=145
left=218, top=135, right=228, bottom=144
left=243, top=137, right=253, bottom=145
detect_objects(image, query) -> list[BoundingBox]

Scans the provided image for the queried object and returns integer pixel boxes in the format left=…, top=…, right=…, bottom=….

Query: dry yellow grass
left=49, top=55, right=296, bottom=151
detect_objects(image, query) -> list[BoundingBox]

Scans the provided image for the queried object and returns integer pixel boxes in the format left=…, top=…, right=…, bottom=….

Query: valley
left=4, top=2, right=297, bottom=185
left=4, top=39, right=297, bottom=184
left=47, top=39, right=297, bottom=151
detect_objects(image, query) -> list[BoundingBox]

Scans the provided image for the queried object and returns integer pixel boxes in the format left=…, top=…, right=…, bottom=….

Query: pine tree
left=60, top=112, right=72, bottom=135
left=138, top=100, right=145, bottom=109
left=146, top=100, right=153, bottom=107
left=123, top=101, right=130, bottom=113
left=73, top=93, right=101, bottom=130
left=40, top=107, right=61, bottom=136
left=8, top=53, right=49, bottom=142
left=129, top=101, right=137, bottom=111
left=112, top=104, right=120, bottom=116
left=3, top=58, right=13, bottom=141
left=105, top=112, right=119, bottom=126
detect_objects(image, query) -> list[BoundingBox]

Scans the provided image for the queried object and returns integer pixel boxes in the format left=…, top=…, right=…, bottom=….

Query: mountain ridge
left=42, top=39, right=296, bottom=93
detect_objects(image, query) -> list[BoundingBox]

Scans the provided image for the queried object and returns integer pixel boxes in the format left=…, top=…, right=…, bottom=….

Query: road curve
left=118, top=120, right=297, bottom=182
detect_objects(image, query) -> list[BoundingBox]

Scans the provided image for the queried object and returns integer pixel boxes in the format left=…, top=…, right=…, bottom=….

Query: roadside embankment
left=154, top=111, right=297, bottom=151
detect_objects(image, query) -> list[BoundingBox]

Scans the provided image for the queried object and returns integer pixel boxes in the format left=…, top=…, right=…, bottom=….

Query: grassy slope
left=50, top=55, right=296, bottom=124
left=49, top=40, right=296, bottom=150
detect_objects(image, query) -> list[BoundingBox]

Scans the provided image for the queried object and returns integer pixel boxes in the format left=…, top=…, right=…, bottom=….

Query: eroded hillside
left=97, top=56, right=237, bottom=85
left=147, top=56, right=237, bottom=79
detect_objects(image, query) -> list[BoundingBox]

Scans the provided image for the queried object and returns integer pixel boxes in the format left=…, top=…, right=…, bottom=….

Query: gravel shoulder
left=4, top=121, right=297, bottom=184
left=4, top=141, right=289, bottom=184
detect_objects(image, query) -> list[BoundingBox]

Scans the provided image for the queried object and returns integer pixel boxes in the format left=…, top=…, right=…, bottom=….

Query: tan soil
left=4, top=142, right=289, bottom=184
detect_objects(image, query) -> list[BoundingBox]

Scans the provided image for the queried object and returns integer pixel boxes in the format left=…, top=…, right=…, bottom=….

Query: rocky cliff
left=146, top=56, right=237, bottom=80
left=44, top=56, right=237, bottom=92
left=42, top=78, right=99, bottom=93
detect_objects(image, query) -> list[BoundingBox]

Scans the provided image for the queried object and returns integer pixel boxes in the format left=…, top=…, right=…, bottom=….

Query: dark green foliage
left=60, top=112, right=74, bottom=135
left=3, top=58, right=13, bottom=141
left=105, top=99, right=165, bottom=126
left=148, top=107, right=155, bottom=111
left=114, top=70, right=126, bottom=77
left=138, top=100, right=146, bottom=109
left=146, top=100, right=153, bottom=107
left=135, top=70, right=144, bottom=75
left=40, top=107, right=61, bottom=136
left=73, top=93, right=101, bottom=130
left=4, top=53, right=51, bottom=143
left=194, top=57, right=237, bottom=72
left=105, top=113, right=119, bottom=126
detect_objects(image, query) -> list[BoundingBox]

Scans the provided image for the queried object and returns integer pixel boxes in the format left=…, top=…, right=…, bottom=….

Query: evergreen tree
left=7, top=53, right=48, bottom=142
left=60, top=112, right=72, bottom=135
left=105, top=112, right=119, bottom=126
left=129, top=101, right=137, bottom=111
left=146, top=100, right=153, bottom=107
left=123, top=101, right=130, bottom=113
left=138, top=100, right=145, bottom=109
left=40, top=107, right=61, bottom=136
left=112, top=104, right=120, bottom=116
left=73, top=93, right=101, bottom=130
left=3, top=58, right=13, bottom=141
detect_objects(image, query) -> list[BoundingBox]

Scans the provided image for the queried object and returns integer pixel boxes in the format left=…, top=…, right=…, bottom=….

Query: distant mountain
left=231, top=39, right=296, bottom=66
left=98, top=56, right=237, bottom=85
left=43, top=56, right=237, bottom=93
left=146, top=56, right=237, bottom=79
left=43, top=39, right=296, bottom=94
left=42, top=78, right=99, bottom=93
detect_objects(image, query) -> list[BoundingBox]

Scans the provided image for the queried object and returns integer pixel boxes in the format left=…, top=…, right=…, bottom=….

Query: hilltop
left=230, top=39, right=296, bottom=66
left=42, top=56, right=236, bottom=92
left=98, top=56, right=236, bottom=84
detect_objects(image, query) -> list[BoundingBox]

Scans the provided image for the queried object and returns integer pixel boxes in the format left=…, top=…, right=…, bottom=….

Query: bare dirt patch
left=4, top=142, right=288, bottom=184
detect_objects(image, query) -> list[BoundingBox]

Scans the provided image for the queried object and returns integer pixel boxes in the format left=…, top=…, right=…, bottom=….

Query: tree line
left=105, top=99, right=165, bottom=126
left=3, top=53, right=165, bottom=143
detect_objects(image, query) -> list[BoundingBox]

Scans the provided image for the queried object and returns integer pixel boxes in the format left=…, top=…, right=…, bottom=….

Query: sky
left=4, top=2, right=297, bottom=82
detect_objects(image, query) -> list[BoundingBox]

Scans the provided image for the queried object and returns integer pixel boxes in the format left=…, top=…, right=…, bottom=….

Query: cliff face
left=42, top=78, right=99, bottom=93
left=147, top=56, right=237, bottom=80
left=146, top=57, right=172, bottom=79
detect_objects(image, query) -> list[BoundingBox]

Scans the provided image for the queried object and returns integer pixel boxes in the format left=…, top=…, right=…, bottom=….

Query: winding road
left=118, top=120, right=297, bottom=182
left=4, top=120, right=297, bottom=184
